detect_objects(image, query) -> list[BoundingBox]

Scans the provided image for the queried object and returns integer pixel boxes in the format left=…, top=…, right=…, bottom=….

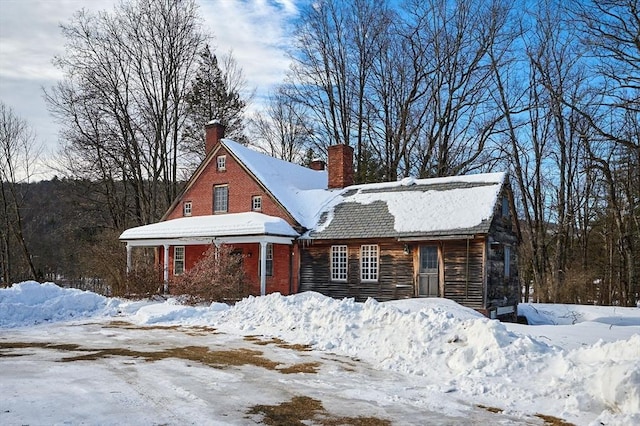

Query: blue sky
left=0, top=0, right=299, bottom=176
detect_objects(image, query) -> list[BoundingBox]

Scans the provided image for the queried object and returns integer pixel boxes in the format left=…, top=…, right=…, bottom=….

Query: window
left=360, top=244, right=378, bottom=282
left=216, top=155, right=226, bottom=171
left=174, top=246, right=185, bottom=275
left=504, top=245, right=511, bottom=278
left=213, top=185, right=228, bottom=213
left=252, top=195, right=262, bottom=212
left=259, top=243, right=273, bottom=277
left=331, top=245, right=348, bottom=281
left=266, top=243, right=273, bottom=276
left=502, top=196, right=510, bottom=218
left=183, top=201, right=192, bottom=217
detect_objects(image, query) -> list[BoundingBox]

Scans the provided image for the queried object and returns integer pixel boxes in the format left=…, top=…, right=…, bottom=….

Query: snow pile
left=0, top=281, right=112, bottom=327
left=2, top=283, right=639, bottom=424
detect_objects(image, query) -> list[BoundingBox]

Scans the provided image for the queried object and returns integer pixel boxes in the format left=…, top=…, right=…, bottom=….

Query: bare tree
left=568, top=0, right=640, bottom=306
left=248, top=86, right=313, bottom=163
left=46, top=0, right=208, bottom=227
left=288, top=0, right=392, bottom=180
left=0, top=102, right=42, bottom=283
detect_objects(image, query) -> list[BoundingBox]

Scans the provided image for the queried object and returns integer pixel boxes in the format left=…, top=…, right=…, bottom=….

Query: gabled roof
left=220, top=139, right=331, bottom=229
left=308, top=173, right=506, bottom=239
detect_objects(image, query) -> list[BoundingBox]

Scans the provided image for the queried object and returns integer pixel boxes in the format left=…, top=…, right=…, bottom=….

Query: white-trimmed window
left=213, top=185, right=228, bottom=213
left=504, top=245, right=511, bottom=278
left=259, top=243, right=273, bottom=277
left=216, top=155, right=226, bottom=171
left=266, top=243, right=273, bottom=276
left=174, top=246, right=185, bottom=275
left=183, top=201, right=192, bottom=217
left=252, top=195, right=262, bottom=212
left=360, top=244, right=379, bottom=282
left=331, top=245, right=348, bottom=281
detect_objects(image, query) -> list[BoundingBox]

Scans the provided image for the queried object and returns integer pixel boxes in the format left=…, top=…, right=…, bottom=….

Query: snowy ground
left=1, top=282, right=639, bottom=425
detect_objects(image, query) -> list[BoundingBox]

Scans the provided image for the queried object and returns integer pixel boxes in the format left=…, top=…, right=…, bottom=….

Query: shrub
left=124, top=262, right=164, bottom=297
left=171, top=244, right=249, bottom=304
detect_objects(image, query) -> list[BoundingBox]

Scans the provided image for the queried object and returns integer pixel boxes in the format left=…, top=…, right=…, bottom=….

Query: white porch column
left=259, top=241, right=267, bottom=296
left=126, top=243, right=132, bottom=273
left=163, top=244, right=170, bottom=293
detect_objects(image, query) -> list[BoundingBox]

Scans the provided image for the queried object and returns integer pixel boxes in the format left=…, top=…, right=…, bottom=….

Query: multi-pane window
left=213, top=185, right=228, bottom=213
left=360, top=244, right=379, bottom=281
left=259, top=243, right=273, bottom=277
left=331, top=245, right=348, bottom=281
left=174, top=246, right=185, bottom=275
left=183, top=201, right=192, bottom=217
left=252, top=195, right=262, bottom=211
left=266, top=243, right=273, bottom=276
left=216, top=155, right=226, bottom=171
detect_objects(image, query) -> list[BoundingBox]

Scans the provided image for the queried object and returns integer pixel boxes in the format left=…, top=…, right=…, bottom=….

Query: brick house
left=120, top=122, right=519, bottom=319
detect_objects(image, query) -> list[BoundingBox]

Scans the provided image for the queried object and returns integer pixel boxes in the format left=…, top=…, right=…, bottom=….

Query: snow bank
left=2, top=284, right=639, bottom=424
left=131, top=292, right=640, bottom=423
left=0, top=281, right=112, bottom=327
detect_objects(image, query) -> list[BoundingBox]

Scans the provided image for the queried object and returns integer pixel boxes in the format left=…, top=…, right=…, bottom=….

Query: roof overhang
left=120, top=212, right=299, bottom=247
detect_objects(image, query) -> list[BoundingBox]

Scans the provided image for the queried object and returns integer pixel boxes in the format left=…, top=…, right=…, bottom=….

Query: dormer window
left=217, top=155, right=226, bottom=171
left=183, top=201, right=192, bottom=217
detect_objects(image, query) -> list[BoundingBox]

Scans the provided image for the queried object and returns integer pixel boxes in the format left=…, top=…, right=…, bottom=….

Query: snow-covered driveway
left=2, top=319, right=532, bottom=425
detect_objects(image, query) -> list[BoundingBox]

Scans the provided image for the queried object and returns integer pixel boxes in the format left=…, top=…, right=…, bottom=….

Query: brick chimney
left=205, top=120, right=225, bottom=156
left=328, top=144, right=354, bottom=189
left=309, top=159, right=326, bottom=171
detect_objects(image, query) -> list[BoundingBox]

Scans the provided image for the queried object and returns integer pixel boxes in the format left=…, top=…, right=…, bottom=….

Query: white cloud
left=0, top=0, right=299, bottom=172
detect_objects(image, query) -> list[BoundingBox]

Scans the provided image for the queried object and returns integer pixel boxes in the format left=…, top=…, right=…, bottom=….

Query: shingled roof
left=308, top=173, right=506, bottom=239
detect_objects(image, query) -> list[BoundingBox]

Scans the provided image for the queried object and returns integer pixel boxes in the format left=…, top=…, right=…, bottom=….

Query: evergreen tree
left=182, top=46, right=248, bottom=166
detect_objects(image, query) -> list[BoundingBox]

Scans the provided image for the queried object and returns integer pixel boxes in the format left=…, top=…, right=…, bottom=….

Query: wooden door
left=419, top=245, right=439, bottom=297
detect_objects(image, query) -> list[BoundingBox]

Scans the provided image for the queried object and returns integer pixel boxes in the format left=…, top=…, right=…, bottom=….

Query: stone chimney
left=205, top=120, right=225, bottom=156
left=309, top=159, right=326, bottom=171
left=328, top=144, right=354, bottom=189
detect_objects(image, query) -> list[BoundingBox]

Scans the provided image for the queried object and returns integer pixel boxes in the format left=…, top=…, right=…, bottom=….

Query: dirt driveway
left=0, top=319, right=539, bottom=425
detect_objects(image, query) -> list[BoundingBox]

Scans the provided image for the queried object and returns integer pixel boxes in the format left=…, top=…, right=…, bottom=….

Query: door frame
left=417, top=244, right=440, bottom=297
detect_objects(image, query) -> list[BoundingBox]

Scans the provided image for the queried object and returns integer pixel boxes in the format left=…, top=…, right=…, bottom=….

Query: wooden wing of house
left=299, top=173, right=519, bottom=320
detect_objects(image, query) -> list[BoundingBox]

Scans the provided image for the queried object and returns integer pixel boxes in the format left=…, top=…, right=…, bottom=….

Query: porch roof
left=119, top=212, right=299, bottom=246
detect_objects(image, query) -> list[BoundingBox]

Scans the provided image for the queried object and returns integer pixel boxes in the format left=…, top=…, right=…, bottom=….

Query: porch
left=119, top=212, right=299, bottom=296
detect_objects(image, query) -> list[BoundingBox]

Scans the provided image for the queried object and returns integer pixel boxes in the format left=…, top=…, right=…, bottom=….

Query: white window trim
left=259, top=243, right=273, bottom=277
left=183, top=201, right=192, bottom=217
left=174, top=246, right=185, bottom=275
left=213, top=184, right=228, bottom=213
left=252, top=195, right=262, bottom=212
left=331, top=245, right=348, bottom=282
left=217, top=155, right=226, bottom=171
left=360, top=244, right=379, bottom=282
left=266, top=243, right=273, bottom=277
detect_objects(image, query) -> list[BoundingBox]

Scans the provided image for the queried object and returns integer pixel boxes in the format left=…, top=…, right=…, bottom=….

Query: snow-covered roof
left=222, top=139, right=331, bottom=228
left=308, top=172, right=506, bottom=239
left=119, top=212, right=299, bottom=241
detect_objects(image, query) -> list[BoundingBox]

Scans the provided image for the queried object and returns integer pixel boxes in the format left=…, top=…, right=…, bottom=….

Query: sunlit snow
left=1, top=281, right=639, bottom=425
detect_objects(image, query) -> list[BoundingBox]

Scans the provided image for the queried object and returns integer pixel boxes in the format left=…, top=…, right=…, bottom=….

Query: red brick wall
left=158, top=138, right=306, bottom=296
left=160, top=243, right=298, bottom=295
left=165, top=146, right=294, bottom=222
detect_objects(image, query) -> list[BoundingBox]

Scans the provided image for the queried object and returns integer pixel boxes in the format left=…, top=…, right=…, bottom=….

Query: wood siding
left=485, top=195, right=520, bottom=309
left=300, top=240, right=414, bottom=302
left=442, top=240, right=485, bottom=309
